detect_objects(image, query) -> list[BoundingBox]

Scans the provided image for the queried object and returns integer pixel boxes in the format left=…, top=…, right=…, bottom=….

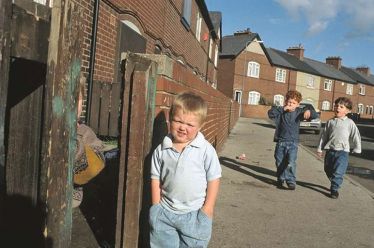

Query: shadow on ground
left=220, top=157, right=330, bottom=197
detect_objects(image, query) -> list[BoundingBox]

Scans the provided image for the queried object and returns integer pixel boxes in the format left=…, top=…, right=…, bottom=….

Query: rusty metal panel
left=11, top=5, right=50, bottom=63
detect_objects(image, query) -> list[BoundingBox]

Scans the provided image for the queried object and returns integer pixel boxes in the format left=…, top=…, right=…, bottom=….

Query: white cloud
left=274, top=0, right=374, bottom=39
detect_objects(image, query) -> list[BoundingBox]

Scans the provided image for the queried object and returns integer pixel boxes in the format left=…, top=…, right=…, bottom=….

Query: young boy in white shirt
left=149, top=92, right=221, bottom=248
left=317, top=97, right=361, bottom=199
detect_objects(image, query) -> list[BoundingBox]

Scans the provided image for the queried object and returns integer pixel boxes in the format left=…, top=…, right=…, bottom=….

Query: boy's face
left=170, top=109, right=202, bottom=145
left=334, top=103, right=350, bottom=118
left=284, top=98, right=300, bottom=112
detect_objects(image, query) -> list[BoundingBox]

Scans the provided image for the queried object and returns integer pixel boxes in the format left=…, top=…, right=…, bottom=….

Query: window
left=322, top=101, right=330, bottom=110
left=209, top=38, right=213, bottom=59
left=346, top=84, right=353, bottom=95
left=181, top=0, right=192, bottom=28
left=195, top=12, right=202, bottom=41
left=306, top=76, right=315, bottom=88
left=214, top=44, right=218, bottom=67
left=247, top=62, right=260, bottom=78
left=248, top=91, right=260, bottom=105
left=275, top=68, right=286, bottom=83
left=234, top=90, right=242, bottom=103
left=33, top=0, right=53, bottom=6
left=359, top=84, right=365, bottom=95
left=366, top=105, right=370, bottom=114
left=370, top=106, right=374, bottom=115
left=324, top=79, right=332, bottom=91
left=273, top=94, right=284, bottom=106
left=358, top=104, right=364, bottom=114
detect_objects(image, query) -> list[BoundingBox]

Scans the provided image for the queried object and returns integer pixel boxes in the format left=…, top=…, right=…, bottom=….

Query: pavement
left=210, top=118, right=374, bottom=248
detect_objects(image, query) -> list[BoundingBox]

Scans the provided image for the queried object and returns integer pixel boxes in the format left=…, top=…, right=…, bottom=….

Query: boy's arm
left=317, top=121, right=329, bottom=156
left=350, top=124, right=362, bottom=153
left=202, top=178, right=220, bottom=218
left=268, top=106, right=283, bottom=120
left=151, top=179, right=161, bottom=205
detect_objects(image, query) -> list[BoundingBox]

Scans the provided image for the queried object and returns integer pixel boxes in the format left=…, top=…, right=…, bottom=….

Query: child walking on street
left=268, top=90, right=318, bottom=190
left=149, top=92, right=221, bottom=248
left=317, top=97, right=361, bottom=199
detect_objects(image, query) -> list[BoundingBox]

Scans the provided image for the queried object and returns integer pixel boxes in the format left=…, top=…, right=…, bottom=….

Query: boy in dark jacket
left=268, top=90, right=318, bottom=189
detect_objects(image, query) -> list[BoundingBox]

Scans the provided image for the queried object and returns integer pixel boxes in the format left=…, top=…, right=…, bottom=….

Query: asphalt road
left=299, top=123, right=374, bottom=193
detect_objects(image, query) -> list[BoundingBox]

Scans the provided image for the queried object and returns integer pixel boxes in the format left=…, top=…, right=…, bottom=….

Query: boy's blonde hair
left=285, top=90, right=302, bottom=103
left=170, top=92, right=207, bottom=125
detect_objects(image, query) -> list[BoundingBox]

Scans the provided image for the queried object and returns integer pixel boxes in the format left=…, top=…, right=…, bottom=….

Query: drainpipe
left=85, top=0, right=100, bottom=124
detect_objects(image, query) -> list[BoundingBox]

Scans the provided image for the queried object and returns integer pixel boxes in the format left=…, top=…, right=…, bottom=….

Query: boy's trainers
left=286, top=182, right=296, bottom=190
left=73, top=187, right=83, bottom=208
left=277, top=180, right=285, bottom=189
left=331, top=190, right=339, bottom=199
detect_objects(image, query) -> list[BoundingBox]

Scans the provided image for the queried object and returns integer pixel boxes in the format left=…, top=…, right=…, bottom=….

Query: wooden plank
left=109, top=83, right=121, bottom=137
left=88, top=81, right=101, bottom=133
left=0, top=0, right=12, bottom=190
left=40, top=0, right=83, bottom=246
left=11, top=5, right=50, bottom=62
left=99, top=83, right=111, bottom=136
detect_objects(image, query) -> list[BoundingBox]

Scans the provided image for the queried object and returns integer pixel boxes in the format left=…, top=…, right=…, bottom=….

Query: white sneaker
left=72, top=187, right=83, bottom=208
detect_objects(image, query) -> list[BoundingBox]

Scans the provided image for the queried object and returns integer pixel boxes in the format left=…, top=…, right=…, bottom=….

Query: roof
left=220, top=33, right=260, bottom=57
left=209, top=11, right=222, bottom=35
left=340, top=67, right=374, bottom=86
left=266, top=48, right=320, bottom=75
left=303, top=58, right=356, bottom=84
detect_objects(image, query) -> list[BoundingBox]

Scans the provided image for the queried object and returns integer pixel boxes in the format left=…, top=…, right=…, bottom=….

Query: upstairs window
left=248, top=91, right=260, bottom=105
left=209, top=38, right=213, bottom=59
left=306, top=76, right=315, bottom=88
left=195, top=12, right=202, bottom=41
left=346, top=84, right=353, bottom=95
left=181, top=0, right=192, bottom=28
left=274, top=94, right=284, bottom=106
left=275, top=68, right=286, bottom=83
left=322, top=100, right=330, bottom=110
left=247, top=62, right=260, bottom=78
left=214, top=44, right=218, bottom=67
left=324, top=79, right=332, bottom=91
left=359, top=84, right=365, bottom=95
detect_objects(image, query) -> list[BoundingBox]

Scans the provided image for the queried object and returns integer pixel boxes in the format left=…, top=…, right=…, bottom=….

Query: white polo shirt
left=151, top=132, right=222, bottom=214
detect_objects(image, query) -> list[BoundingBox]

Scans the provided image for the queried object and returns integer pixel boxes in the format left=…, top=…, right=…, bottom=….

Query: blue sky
left=205, top=0, right=374, bottom=72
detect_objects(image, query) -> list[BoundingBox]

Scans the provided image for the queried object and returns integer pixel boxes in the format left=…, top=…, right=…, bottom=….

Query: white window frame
left=248, top=91, right=260, bottom=105
left=366, top=105, right=370, bottom=114
left=369, top=106, right=374, bottom=115
left=209, top=38, right=213, bottom=59
left=358, top=104, right=364, bottom=114
left=322, top=100, right=330, bottom=110
left=359, top=84, right=366, bottom=95
left=306, top=76, right=315, bottom=88
left=346, top=84, right=353, bottom=95
left=234, top=90, right=242, bottom=104
left=214, top=44, right=218, bottom=67
left=273, top=94, right=284, bottom=106
left=247, top=62, right=260, bottom=78
left=324, top=79, right=332, bottom=91
left=195, top=12, right=202, bottom=41
left=275, top=68, right=286, bottom=83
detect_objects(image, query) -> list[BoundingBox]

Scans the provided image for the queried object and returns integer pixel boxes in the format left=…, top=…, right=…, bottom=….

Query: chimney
left=234, top=28, right=251, bottom=36
left=287, top=44, right=304, bottom=60
left=356, top=66, right=370, bottom=76
left=326, top=56, right=342, bottom=69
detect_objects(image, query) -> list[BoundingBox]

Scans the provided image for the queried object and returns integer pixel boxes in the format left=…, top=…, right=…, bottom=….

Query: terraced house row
left=218, top=29, right=374, bottom=121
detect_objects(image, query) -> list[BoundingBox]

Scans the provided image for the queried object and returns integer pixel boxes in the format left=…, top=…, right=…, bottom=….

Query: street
left=299, top=123, right=374, bottom=193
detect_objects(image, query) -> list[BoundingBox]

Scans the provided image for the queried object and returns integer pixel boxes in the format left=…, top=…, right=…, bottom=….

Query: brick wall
left=148, top=55, right=239, bottom=152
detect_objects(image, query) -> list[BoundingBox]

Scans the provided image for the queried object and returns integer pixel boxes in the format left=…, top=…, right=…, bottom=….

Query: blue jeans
left=324, top=150, right=349, bottom=192
left=149, top=204, right=212, bottom=248
left=274, top=141, right=298, bottom=184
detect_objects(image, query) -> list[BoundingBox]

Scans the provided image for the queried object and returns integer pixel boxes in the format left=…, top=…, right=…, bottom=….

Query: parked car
left=299, top=103, right=321, bottom=134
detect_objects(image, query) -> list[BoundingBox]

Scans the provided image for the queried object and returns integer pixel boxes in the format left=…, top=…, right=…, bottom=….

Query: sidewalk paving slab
left=210, top=118, right=374, bottom=248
